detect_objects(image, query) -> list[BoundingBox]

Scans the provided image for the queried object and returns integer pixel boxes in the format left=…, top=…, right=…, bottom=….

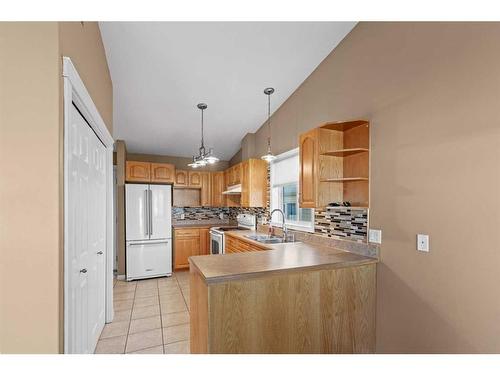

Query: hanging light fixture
left=261, top=87, right=277, bottom=162
left=188, top=103, right=219, bottom=168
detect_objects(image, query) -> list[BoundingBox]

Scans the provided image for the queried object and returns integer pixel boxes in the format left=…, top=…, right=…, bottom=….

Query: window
left=270, top=148, right=314, bottom=232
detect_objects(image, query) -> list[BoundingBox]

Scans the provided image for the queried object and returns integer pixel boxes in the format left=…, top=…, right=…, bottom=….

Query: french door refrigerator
left=126, top=184, right=172, bottom=280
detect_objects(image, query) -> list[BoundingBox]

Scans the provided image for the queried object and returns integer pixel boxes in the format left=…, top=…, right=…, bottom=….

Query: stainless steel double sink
left=244, top=234, right=297, bottom=244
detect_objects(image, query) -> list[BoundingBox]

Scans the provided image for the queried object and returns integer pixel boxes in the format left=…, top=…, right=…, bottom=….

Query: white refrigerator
left=126, top=184, right=172, bottom=281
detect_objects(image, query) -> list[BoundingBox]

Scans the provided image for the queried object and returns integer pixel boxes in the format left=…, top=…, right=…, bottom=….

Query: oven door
left=210, top=231, right=224, bottom=255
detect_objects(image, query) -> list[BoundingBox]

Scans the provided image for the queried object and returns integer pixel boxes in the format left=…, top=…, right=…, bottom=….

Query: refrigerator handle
left=149, top=189, right=153, bottom=236
left=144, top=189, right=149, bottom=236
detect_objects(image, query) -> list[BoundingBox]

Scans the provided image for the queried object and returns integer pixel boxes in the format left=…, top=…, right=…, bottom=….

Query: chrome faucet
left=270, top=208, right=287, bottom=241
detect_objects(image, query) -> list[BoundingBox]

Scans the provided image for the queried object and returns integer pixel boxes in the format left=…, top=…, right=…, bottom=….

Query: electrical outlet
left=219, top=213, right=224, bottom=220
left=368, top=229, right=382, bottom=244
left=417, top=234, right=429, bottom=252
left=180, top=213, right=185, bottom=220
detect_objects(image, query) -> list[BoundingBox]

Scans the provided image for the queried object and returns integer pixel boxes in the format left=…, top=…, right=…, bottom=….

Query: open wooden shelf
left=299, top=119, right=370, bottom=209
left=320, top=177, right=369, bottom=182
left=321, top=148, right=369, bottom=157
left=319, top=120, right=369, bottom=132
left=320, top=204, right=369, bottom=210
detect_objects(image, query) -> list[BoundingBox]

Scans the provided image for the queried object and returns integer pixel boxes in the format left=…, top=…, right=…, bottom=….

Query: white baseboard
left=117, top=274, right=126, bottom=280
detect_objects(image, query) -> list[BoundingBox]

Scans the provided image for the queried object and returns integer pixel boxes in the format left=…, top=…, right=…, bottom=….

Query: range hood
left=222, top=184, right=242, bottom=195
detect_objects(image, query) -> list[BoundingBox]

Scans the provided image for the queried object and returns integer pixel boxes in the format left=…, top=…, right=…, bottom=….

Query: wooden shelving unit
left=299, top=119, right=370, bottom=209
left=320, top=148, right=369, bottom=157
left=320, top=177, right=369, bottom=182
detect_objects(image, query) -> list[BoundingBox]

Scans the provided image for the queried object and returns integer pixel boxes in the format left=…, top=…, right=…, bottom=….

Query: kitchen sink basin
left=244, top=234, right=295, bottom=244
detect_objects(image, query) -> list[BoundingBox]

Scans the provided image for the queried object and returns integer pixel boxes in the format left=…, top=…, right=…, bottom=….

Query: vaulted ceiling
left=99, top=22, right=356, bottom=160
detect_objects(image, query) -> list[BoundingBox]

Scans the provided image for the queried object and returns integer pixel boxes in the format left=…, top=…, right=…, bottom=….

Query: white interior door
left=126, top=184, right=149, bottom=241
left=88, top=125, right=107, bottom=349
left=150, top=184, right=172, bottom=239
left=67, top=104, right=106, bottom=353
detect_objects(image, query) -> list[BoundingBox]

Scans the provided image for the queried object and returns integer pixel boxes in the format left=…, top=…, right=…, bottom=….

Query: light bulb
left=261, top=152, right=276, bottom=163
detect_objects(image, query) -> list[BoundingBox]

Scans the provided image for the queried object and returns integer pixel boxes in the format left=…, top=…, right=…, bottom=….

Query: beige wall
left=0, top=21, right=112, bottom=353
left=247, top=22, right=500, bottom=352
left=59, top=22, right=113, bottom=134
left=229, top=148, right=242, bottom=166
left=0, top=22, right=62, bottom=354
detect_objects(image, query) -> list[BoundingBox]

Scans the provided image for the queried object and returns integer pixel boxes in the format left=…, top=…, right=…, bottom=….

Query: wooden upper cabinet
left=299, top=129, right=318, bottom=208
left=175, top=170, right=188, bottom=186
left=233, top=164, right=241, bottom=184
left=226, top=167, right=234, bottom=186
left=188, top=171, right=202, bottom=188
left=151, top=163, right=175, bottom=183
left=211, top=171, right=225, bottom=207
left=200, top=172, right=211, bottom=206
left=240, top=159, right=267, bottom=208
left=126, top=161, right=151, bottom=182
left=240, top=160, right=250, bottom=207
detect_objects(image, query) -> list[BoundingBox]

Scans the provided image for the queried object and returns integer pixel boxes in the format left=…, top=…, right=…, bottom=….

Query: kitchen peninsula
left=189, top=230, right=378, bottom=354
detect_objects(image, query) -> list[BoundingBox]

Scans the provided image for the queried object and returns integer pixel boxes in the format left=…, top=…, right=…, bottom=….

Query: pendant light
left=261, top=87, right=277, bottom=162
left=188, top=103, right=219, bottom=168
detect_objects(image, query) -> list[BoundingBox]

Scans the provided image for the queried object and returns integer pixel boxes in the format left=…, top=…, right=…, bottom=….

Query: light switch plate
left=368, top=229, right=382, bottom=244
left=417, top=234, right=429, bottom=252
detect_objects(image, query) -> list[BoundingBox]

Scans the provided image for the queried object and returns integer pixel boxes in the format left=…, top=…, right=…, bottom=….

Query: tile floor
left=95, top=271, right=191, bottom=354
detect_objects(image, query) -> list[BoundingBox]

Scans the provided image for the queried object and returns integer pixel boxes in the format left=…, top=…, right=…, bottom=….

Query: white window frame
left=270, top=148, right=315, bottom=233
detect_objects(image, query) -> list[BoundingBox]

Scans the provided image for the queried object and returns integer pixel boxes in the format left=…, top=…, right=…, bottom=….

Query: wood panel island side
left=189, top=233, right=378, bottom=354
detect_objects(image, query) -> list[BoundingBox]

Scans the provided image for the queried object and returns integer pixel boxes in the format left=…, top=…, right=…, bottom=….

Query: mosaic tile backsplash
left=172, top=206, right=268, bottom=223
left=314, top=207, right=368, bottom=242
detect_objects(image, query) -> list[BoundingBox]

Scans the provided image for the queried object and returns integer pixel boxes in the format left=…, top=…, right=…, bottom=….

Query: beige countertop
left=189, top=229, right=378, bottom=284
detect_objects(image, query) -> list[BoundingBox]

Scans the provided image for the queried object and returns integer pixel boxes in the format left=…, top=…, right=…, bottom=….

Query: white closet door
left=68, top=104, right=91, bottom=353
left=87, top=124, right=107, bottom=349
left=67, top=104, right=106, bottom=353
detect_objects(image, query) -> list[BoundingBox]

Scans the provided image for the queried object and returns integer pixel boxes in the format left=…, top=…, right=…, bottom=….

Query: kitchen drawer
left=175, top=228, right=200, bottom=237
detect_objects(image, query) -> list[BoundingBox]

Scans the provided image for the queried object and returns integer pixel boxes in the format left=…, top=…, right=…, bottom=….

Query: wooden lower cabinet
left=190, top=263, right=377, bottom=354
left=200, top=228, right=210, bottom=255
left=224, top=234, right=268, bottom=253
left=174, top=227, right=211, bottom=270
left=174, top=228, right=200, bottom=270
left=174, top=236, right=200, bottom=270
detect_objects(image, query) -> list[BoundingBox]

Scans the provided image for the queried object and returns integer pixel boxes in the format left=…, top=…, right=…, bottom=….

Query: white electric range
left=209, top=214, right=256, bottom=255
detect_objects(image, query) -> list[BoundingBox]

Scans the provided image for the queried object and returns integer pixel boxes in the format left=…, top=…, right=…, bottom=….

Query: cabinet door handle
left=97, top=251, right=103, bottom=255
left=80, top=268, right=87, bottom=273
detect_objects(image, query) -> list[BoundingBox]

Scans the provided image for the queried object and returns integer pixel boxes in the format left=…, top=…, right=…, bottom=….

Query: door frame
left=63, top=57, right=114, bottom=353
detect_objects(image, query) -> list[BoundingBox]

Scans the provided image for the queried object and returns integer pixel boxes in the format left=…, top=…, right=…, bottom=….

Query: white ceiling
left=99, top=22, right=356, bottom=160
